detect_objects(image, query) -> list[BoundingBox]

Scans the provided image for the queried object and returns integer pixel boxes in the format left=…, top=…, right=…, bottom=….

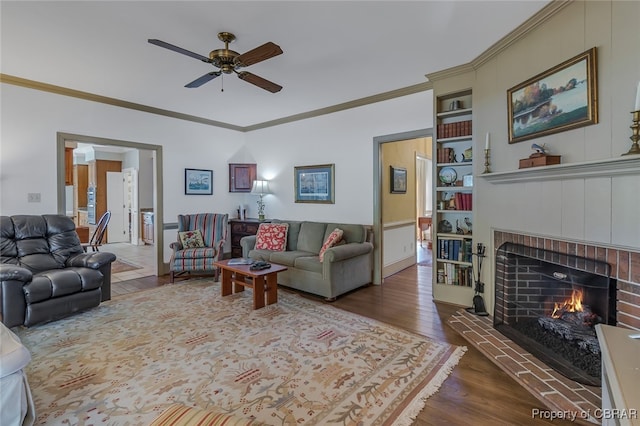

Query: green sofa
left=240, top=220, right=373, bottom=300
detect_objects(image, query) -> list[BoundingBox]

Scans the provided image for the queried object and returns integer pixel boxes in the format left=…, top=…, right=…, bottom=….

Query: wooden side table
left=418, top=216, right=432, bottom=248
left=215, top=259, right=287, bottom=310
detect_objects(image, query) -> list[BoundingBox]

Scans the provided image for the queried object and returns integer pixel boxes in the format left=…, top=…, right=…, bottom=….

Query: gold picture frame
left=507, top=47, right=598, bottom=144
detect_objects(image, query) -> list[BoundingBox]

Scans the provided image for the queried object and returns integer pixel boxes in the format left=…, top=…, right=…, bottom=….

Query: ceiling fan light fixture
left=148, top=31, right=283, bottom=92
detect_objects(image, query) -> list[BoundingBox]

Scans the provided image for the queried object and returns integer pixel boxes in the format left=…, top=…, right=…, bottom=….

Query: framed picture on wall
left=185, top=168, right=213, bottom=195
left=294, top=164, right=335, bottom=203
left=507, top=47, right=598, bottom=144
left=390, top=166, right=407, bottom=194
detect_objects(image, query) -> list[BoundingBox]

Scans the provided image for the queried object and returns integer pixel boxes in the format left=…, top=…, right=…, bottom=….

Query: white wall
left=0, top=83, right=244, bottom=264
left=244, top=91, right=433, bottom=224
left=0, top=82, right=433, bottom=268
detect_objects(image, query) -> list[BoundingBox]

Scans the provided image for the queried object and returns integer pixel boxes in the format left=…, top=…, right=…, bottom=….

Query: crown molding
left=1, top=73, right=430, bottom=132
left=243, top=81, right=432, bottom=132
left=472, top=0, right=573, bottom=69
left=0, top=74, right=244, bottom=132
left=426, top=0, right=573, bottom=82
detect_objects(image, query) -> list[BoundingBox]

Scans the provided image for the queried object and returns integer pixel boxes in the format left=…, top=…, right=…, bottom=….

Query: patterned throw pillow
left=255, top=223, right=289, bottom=251
left=319, top=228, right=344, bottom=262
left=179, top=230, right=205, bottom=248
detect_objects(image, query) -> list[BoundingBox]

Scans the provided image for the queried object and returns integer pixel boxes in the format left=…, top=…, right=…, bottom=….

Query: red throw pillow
left=319, top=228, right=344, bottom=262
left=255, top=223, right=289, bottom=251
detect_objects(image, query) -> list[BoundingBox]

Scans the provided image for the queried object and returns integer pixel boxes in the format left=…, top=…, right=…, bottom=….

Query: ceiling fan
left=148, top=32, right=283, bottom=93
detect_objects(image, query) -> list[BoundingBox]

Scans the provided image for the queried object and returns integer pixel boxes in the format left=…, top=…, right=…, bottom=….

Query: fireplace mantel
left=480, top=155, right=640, bottom=184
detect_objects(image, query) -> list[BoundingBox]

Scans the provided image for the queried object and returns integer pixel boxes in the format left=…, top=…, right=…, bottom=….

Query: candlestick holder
left=483, top=148, right=491, bottom=173
left=622, top=110, right=640, bottom=156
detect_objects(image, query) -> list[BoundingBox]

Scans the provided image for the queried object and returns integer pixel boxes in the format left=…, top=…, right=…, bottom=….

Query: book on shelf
left=437, top=120, right=472, bottom=139
left=440, top=263, right=473, bottom=287
left=453, top=193, right=472, bottom=211
left=438, top=238, right=472, bottom=263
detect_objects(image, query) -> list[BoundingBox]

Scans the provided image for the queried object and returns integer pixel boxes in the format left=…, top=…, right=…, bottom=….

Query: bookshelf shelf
left=433, top=88, right=475, bottom=304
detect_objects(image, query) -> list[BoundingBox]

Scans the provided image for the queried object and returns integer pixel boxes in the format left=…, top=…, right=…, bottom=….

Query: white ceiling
left=1, top=1, right=549, bottom=128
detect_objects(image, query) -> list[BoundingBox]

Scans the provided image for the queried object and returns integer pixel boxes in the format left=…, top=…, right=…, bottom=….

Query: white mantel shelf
left=480, top=154, right=640, bottom=184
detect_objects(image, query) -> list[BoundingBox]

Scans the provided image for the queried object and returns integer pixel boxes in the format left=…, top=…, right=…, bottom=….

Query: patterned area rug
left=16, top=280, right=465, bottom=425
left=110, top=258, right=142, bottom=273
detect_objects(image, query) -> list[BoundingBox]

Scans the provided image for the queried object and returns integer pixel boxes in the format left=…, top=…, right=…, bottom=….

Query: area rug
left=110, top=258, right=143, bottom=274
left=16, top=280, right=465, bottom=425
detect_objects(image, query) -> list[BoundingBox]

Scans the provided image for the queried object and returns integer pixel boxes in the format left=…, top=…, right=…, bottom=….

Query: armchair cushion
left=179, top=230, right=205, bottom=249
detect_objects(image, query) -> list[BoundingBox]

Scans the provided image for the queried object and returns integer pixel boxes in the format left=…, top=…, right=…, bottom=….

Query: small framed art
left=294, top=164, right=335, bottom=203
left=390, top=166, right=407, bottom=194
left=185, top=168, right=213, bottom=195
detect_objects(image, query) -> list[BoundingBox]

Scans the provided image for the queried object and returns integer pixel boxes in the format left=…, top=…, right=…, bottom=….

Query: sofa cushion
left=179, top=230, right=205, bottom=248
left=296, top=222, right=327, bottom=254
left=324, top=223, right=366, bottom=244
left=293, top=256, right=323, bottom=273
left=255, top=223, right=289, bottom=251
left=319, top=228, right=343, bottom=262
left=269, top=250, right=316, bottom=267
left=24, top=268, right=103, bottom=304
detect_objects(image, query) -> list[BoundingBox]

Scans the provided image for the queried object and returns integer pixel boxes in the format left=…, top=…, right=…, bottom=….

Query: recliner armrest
left=322, top=242, right=373, bottom=263
left=0, top=264, right=32, bottom=283
left=67, top=252, right=116, bottom=270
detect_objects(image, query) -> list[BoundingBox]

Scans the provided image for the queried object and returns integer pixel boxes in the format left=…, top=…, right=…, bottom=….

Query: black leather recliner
left=0, top=214, right=116, bottom=328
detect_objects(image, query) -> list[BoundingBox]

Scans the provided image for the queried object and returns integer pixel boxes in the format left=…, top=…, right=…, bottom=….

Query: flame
left=551, top=289, right=583, bottom=318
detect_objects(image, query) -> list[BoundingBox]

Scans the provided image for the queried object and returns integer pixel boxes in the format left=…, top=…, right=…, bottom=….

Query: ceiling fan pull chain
left=221, top=73, right=224, bottom=92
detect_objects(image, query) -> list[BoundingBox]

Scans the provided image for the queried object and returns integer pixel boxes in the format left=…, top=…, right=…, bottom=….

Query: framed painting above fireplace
left=507, top=47, right=598, bottom=144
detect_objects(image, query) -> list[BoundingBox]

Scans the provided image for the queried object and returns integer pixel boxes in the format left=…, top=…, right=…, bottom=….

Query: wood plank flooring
left=112, top=265, right=576, bottom=425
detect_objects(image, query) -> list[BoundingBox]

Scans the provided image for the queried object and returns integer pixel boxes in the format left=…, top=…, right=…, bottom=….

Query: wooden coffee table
left=214, top=259, right=288, bottom=309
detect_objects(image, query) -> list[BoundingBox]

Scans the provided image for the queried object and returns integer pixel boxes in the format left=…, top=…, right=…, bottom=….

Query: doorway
left=56, top=132, right=164, bottom=278
left=372, top=128, right=433, bottom=285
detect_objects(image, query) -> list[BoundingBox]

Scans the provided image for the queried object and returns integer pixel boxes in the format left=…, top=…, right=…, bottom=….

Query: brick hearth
left=448, top=309, right=599, bottom=425
left=447, top=230, right=640, bottom=425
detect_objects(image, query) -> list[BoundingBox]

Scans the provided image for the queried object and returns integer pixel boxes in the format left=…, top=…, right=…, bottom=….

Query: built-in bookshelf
left=433, top=89, right=475, bottom=306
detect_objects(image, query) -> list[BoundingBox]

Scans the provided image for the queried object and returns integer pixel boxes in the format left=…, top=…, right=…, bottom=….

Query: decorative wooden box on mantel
left=519, top=153, right=561, bottom=169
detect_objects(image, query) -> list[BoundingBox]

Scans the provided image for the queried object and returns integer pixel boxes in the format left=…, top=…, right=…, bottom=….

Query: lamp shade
left=250, top=180, right=270, bottom=195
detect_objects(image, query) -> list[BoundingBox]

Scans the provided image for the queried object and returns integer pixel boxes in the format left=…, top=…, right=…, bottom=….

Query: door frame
left=372, top=128, right=432, bottom=285
left=56, top=132, right=164, bottom=275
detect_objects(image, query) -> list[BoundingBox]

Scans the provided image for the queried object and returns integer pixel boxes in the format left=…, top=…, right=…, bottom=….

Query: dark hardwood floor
left=113, top=263, right=575, bottom=425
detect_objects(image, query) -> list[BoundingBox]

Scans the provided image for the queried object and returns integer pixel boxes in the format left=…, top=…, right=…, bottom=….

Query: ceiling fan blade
left=237, top=71, right=282, bottom=93
left=148, top=39, right=211, bottom=63
left=185, top=71, right=221, bottom=88
left=234, top=42, right=283, bottom=68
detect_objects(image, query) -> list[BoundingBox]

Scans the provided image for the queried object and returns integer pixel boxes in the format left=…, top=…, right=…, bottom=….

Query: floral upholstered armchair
left=169, top=213, right=228, bottom=283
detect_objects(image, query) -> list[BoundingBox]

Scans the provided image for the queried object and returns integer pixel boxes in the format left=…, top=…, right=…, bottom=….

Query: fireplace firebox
left=494, top=242, right=616, bottom=386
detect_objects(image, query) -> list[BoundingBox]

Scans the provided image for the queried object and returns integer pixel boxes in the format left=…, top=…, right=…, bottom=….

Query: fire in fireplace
left=494, top=243, right=616, bottom=387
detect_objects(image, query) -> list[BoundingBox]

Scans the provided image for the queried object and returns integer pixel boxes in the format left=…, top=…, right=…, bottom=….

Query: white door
left=106, top=171, right=127, bottom=243
left=123, top=168, right=139, bottom=244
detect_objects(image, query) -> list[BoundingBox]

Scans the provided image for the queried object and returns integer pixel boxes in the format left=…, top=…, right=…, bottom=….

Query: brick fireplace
left=493, top=241, right=616, bottom=387
left=494, top=230, right=640, bottom=331
left=448, top=230, right=640, bottom=424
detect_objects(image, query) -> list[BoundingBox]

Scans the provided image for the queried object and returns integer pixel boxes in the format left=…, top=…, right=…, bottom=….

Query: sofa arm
left=67, top=252, right=116, bottom=270
left=322, top=242, right=373, bottom=263
left=0, top=265, right=30, bottom=328
left=169, top=241, right=183, bottom=252
left=0, top=265, right=32, bottom=283
left=240, top=235, right=257, bottom=257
